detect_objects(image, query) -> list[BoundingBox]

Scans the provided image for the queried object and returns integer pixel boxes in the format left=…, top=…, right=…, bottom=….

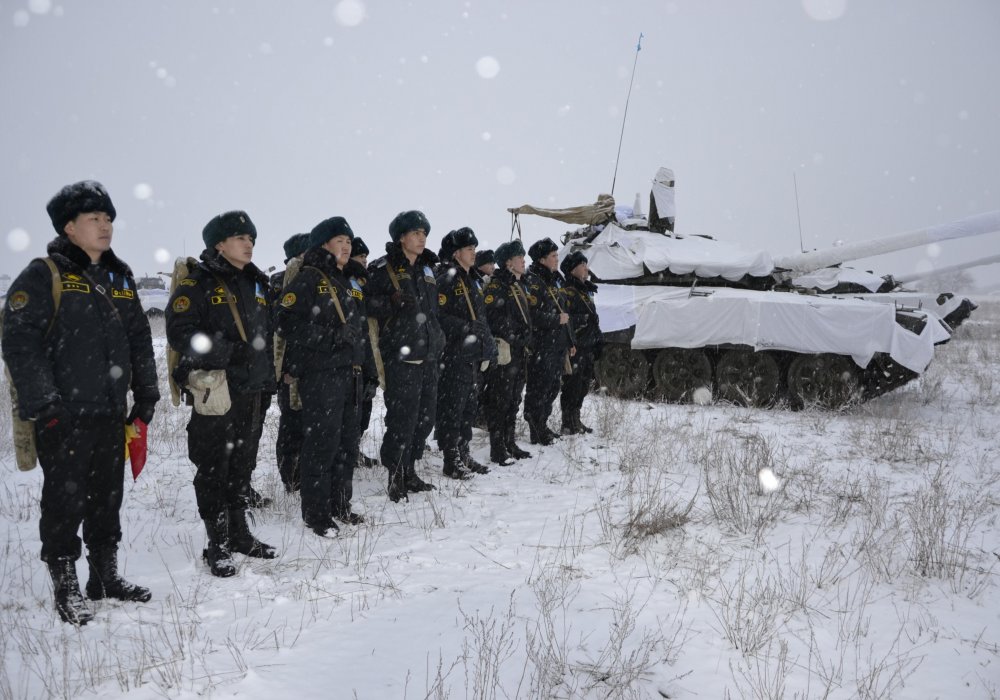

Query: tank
left=509, top=173, right=999, bottom=409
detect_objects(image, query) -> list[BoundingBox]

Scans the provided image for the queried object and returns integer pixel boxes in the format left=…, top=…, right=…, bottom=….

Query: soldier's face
left=324, top=234, right=353, bottom=267
left=540, top=250, right=559, bottom=271
left=478, top=262, right=496, bottom=276
left=215, top=234, right=255, bottom=269
left=507, top=255, right=526, bottom=275
left=400, top=229, right=427, bottom=258
left=64, top=211, right=113, bottom=261
left=453, top=245, right=477, bottom=270
left=571, top=262, right=589, bottom=281
left=351, top=253, right=368, bottom=267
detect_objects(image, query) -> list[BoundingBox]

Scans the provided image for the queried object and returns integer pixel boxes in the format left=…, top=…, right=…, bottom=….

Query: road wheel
left=595, top=344, right=649, bottom=398
left=715, top=349, right=780, bottom=407
left=787, top=354, right=861, bottom=409
left=652, top=348, right=712, bottom=403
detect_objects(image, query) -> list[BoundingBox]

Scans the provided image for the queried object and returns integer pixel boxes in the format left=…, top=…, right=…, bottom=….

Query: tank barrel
left=893, top=252, right=1000, bottom=285
left=773, top=210, right=1000, bottom=277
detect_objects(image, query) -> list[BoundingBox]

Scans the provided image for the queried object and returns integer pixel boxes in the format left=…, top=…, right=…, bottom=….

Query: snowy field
left=1, top=302, right=998, bottom=700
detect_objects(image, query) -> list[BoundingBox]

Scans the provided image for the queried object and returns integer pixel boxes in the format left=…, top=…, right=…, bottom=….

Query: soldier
left=482, top=241, right=534, bottom=465
left=2, top=181, right=159, bottom=624
left=523, top=238, right=575, bottom=445
left=350, top=236, right=380, bottom=469
left=475, top=249, right=496, bottom=284
left=366, top=210, right=446, bottom=502
left=434, top=228, right=497, bottom=479
left=559, top=251, right=601, bottom=434
left=271, top=233, right=311, bottom=493
left=276, top=217, right=372, bottom=534
left=166, top=211, right=278, bottom=577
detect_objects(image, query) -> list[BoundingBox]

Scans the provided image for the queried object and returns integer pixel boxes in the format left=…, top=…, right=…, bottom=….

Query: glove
left=127, top=401, right=156, bottom=425
left=390, top=290, right=417, bottom=310
left=35, top=401, right=67, bottom=431
left=363, top=380, right=378, bottom=401
left=333, top=323, right=363, bottom=347
left=471, top=318, right=491, bottom=339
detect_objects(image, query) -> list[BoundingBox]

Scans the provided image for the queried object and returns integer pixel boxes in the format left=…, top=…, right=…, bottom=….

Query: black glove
left=390, top=290, right=417, bottom=310
left=364, top=380, right=379, bottom=401
left=35, top=401, right=67, bottom=431
left=333, top=323, right=363, bottom=347
left=471, top=318, right=491, bottom=339
left=127, top=401, right=156, bottom=425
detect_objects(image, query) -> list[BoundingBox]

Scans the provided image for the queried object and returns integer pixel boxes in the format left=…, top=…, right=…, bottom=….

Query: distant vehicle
left=510, top=169, right=999, bottom=408
left=136, top=274, right=166, bottom=291
left=137, top=274, right=169, bottom=316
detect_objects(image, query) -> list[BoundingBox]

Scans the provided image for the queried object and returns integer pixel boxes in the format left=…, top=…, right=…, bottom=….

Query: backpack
left=166, top=257, right=200, bottom=407
left=272, top=255, right=303, bottom=382
left=2, top=258, right=62, bottom=471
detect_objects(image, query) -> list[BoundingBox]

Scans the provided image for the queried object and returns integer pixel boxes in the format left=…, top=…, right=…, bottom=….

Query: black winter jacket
left=482, top=268, right=533, bottom=354
left=366, top=243, right=445, bottom=363
left=435, top=262, right=498, bottom=362
left=165, top=250, right=276, bottom=396
left=276, top=248, right=371, bottom=377
left=524, top=262, right=574, bottom=353
left=561, top=275, right=601, bottom=351
left=1, top=236, right=159, bottom=420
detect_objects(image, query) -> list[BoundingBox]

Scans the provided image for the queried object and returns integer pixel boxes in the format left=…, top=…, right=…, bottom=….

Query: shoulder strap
left=212, top=275, right=248, bottom=342
left=386, top=264, right=402, bottom=292
left=42, top=257, right=62, bottom=337
left=304, top=266, right=347, bottom=324
left=457, top=277, right=477, bottom=321
left=76, top=266, right=124, bottom=326
left=509, top=280, right=530, bottom=325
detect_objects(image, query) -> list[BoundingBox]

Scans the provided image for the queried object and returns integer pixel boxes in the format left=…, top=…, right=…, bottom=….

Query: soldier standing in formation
left=271, top=233, right=312, bottom=493
left=475, top=249, right=496, bottom=284
left=166, top=211, right=278, bottom=577
left=559, top=251, right=601, bottom=434
left=276, top=218, right=372, bottom=535
left=349, top=236, right=381, bottom=469
left=522, top=238, right=575, bottom=445
left=366, top=211, right=446, bottom=502
left=434, top=228, right=497, bottom=479
left=482, top=241, right=534, bottom=465
left=2, top=181, right=159, bottom=624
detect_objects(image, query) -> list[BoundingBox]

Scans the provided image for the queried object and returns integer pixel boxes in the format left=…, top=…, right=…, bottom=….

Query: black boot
left=333, top=509, right=366, bottom=525
left=489, top=431, right=514, bottom=465
left=442, top=448, right=471, bottom=479
left=388, top=467, right=409, bottom=503
left=459, top=441, right=490, bottom=474
left=245, top=486, right=273, bottom=509
left=527, top=417, right=554, bottom=446
left=202, top=512, right=237, bottom=578
left=229, top=509, right=278, bottom=559
left=48, top=558, right=94, bottom=625
left=404, top=461, right=437, bottom=492
left=85, top=545, right=152, bottom=602
left=575, top=415, right=593, bottom=434
left=505, top=425, right=532, bottom=459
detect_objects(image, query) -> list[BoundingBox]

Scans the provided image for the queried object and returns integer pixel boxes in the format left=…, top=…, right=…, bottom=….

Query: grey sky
left=2, top=0, right=998, bottom=286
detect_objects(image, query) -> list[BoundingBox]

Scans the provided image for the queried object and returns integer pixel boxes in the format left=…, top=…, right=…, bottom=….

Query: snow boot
left=442, top=448, right=471, bottom=480
left=245, top=486, right=273, bottom=509
left=527, top=418, right=554, bottom=446
left=505, top=425, right=532, bottom=460
left=48, top=558, right=94, bottom=626
left=489, top=431, right=514, bottom=465
left=85, top=544, right=152, bottom=602
left=459, top=441, right=490, bottom=474
left=202, top=512, right=237, bottom=578
left=229, top=509, right=278, bottom=559
left=404, top=461, right=437, bottom=492
left=387, top=467, right=409, bottom=503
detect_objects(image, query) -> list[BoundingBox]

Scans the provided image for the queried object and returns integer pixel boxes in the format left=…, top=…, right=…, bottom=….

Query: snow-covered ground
left=1, top=303, right=998, bottom=699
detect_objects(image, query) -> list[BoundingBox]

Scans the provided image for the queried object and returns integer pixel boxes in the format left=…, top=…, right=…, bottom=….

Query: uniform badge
left=438, top=293, right=447, bottom=306
left=484, top=294, right=494, bottom=305
left=281, top=292, right=297, bottom=307
left=528, top=294, right=538, bottom=306
left=7, top=291, right=29, bottom=311
left=179, top=278, right=197, bottom=287
left=172, top=296, right=191, bottom=313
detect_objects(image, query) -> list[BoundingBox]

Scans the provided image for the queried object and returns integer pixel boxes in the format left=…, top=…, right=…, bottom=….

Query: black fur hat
left=495, top=240, right=526, bottom=269
left=560, top=250, right=588, bottom=277
left=202, top=210, right=257, bottom=249
left=309, top=216, right=355, bottom=249
left=475, top=249, right=495, bottom=267
left=351, top=236, right=370, bottom=258
left=527, top=237, right=558, bottom=261
left=283, top=233, right=311, bottom=263
left=439, top=227, right=479, bottom=260
left=388, top=210, right=431, bottom=243
left=46, top=180, right=117, bottom=235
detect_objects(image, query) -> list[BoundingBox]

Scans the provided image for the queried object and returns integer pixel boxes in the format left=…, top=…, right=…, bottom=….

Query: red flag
left=125, top=418, right=148, bottom=481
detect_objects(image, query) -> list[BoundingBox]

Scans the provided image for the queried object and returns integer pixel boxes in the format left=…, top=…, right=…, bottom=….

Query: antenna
left=611, top=33, right=644, bottom=197
left=793, top=171, right=805, bottom=253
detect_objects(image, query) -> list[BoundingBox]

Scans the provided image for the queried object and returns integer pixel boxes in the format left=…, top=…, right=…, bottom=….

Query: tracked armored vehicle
left=510, top=170, right=999, bottom=408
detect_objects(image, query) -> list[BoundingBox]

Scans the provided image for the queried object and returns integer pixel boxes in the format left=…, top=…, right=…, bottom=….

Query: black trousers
left=276, top=379, right=303, bottom=489
left=36, top=415, right=125, bottom=562
left=524, top=347, right=565, bottom=427
left=298, top=367, right=360, bottom=525
left=434, top=355, right=477, bottom=451
left=380, top=358, right=439, bottom=472
left=560, top=348, right=596, bottom=419
left=485, top=351, right=526, bottom=436
left=187, top=391, right=264, bottom=519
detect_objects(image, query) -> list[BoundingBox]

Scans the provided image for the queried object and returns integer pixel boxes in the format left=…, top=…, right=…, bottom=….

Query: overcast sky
left=1, top=0, right=998, bottom=287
